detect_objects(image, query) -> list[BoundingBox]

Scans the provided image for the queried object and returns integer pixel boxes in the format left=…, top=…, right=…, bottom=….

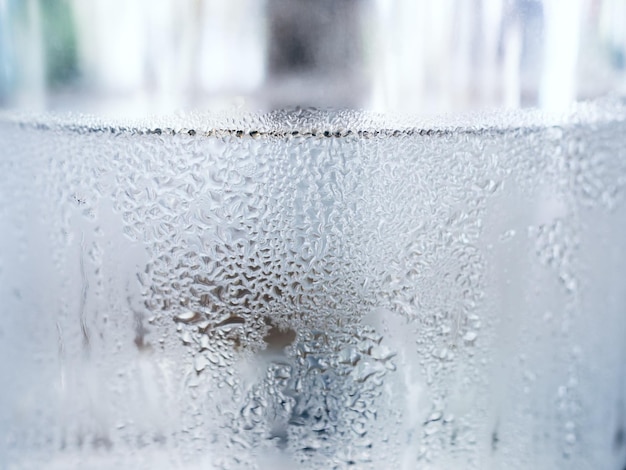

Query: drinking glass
left=1, top=1, right=626, bottom=469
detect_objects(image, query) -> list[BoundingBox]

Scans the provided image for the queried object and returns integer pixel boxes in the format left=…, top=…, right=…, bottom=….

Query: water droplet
left=174, top=311, right=201, bottom=324
left=499, top=229, right=516, bottom=242
left=180, top=331, right=192, bottom=344
left=194, top=354, right=209, bottom=373
left=463, top=331, right=478, bottom=344
left=199, top=334, right=210, bottom=351
left=424, top=420, right=441, bottom=436
left=427, top=411, right=443, bottom=422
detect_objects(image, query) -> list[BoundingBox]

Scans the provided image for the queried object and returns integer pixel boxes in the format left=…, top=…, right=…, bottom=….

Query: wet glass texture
left=1, top=1, right=626, bottom=470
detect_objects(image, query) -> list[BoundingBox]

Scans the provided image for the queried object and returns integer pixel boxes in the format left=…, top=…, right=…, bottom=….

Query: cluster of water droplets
left=1, top=102, right=626, bottom=469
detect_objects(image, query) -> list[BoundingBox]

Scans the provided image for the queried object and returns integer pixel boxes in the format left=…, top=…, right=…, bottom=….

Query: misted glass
left=1, top=1, right=625, bottom=469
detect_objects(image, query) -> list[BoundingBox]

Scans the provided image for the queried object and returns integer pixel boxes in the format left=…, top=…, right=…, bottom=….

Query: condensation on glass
left=1, top=2, right=626, bottom=470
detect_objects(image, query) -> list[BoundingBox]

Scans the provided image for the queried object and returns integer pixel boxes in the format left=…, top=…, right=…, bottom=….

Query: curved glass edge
left=0, top=96, right=625, bottom=138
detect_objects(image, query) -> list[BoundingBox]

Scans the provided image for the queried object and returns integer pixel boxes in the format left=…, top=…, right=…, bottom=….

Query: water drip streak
left=79, top=233, right=90, bottom=350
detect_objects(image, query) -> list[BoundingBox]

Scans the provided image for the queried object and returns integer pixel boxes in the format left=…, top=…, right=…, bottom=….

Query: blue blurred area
left=0, top=0, right=17, bottom=106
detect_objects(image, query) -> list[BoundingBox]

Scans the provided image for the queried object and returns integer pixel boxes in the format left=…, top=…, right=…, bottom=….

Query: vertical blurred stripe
left=540, top=0, right=583, bottom=111
left=0, top=0, right=11, bottom=105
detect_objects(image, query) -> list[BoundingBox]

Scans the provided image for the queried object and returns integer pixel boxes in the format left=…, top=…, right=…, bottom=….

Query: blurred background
left=0, top=0, right=625, bottom=116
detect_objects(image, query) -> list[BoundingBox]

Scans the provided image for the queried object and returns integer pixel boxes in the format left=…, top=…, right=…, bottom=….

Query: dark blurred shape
left=265, top=0, right=368, bottom=109
left=268, top=0, right=361, bottom=74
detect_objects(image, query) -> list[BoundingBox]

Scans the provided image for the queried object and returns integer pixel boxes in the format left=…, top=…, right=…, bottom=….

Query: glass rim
left=1, top=96, right=624, bottom=139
